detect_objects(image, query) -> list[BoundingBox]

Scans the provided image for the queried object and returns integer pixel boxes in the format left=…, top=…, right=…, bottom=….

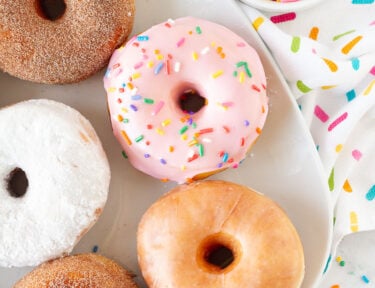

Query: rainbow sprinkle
left=198, top=144, right=204, bottom=156
left=121, top=130, right=132, bottom=146
left=134, top=62, right=144, bottom=69
left=154, top=62, right=164, bottom=75
left=166, top=59, right=171, bottom=74
left=137, top=35, right=149, bottom=41
left=222, top=152, right=229, bottom=163
left=192, top=51, right=199, bottom=61
left=176, top=37, right=185, bottom=47
left=143, top=98, right=154, bottom=104
left=236, top=61, right=252, bottom=78
left=201, top=47, right=210, bottom=55
left=199, top=128, right=214, bottom=134
left=174, top=62, right=181, bottom=72
left=211, top=70, right=224, bottom=79
left=131, top=94, right=142, bottom=101
left=161, top=119, right=171, bottom=127
left=179, top=125, right=189, bottom=134
left=130, top=104, right=138, bottom=112
left=156, top=128, right=165, bottom=135
left=135, top=135, right=144, bottom=143
left=152, top=101, right=164, bottom=116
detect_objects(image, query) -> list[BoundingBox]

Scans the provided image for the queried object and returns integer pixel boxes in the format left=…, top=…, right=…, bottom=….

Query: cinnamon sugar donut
left=0, top=99, right=110, bottom=267
left=0, top=0, right=135, bottom=84
left=138, top=181, right=305, bottom=288
left=14, top=254, right=138, bottom=288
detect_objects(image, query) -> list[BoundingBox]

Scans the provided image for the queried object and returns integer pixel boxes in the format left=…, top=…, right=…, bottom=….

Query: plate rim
left=239, top=0, right=325, bottom=12
left=0, top=0, right=333, bottom=287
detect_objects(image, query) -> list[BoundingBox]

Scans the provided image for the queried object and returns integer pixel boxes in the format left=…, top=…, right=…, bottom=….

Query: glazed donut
left=104, top=17, right=268, bottom=183
left=0, top=0, right=135, bottom=84
left=138, top=181, right=305, bottom=288
left=0, top=99, right=110, bottom=267
left=14, top=253, right=138, bottom=288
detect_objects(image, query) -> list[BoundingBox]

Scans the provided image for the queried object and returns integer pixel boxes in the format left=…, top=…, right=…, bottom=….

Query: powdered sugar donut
left=0, top=99, right=110, bottom=267
left=104, top=17, right=268, bottom=183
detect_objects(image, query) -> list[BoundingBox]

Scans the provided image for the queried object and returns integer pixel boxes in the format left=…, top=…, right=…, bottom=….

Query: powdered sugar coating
left=0, top=99, right=110, bottom=267
left=104, top=17, right=268, bottom=183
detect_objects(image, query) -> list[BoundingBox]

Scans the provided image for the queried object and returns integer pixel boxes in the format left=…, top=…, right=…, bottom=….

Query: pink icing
left=104, top=17, right=268, bottom=183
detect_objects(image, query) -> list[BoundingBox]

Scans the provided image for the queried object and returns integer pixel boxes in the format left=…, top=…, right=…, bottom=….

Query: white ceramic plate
left=0, top=0, right=331, bottom=287
left=239, top=0, right=324, bottom=12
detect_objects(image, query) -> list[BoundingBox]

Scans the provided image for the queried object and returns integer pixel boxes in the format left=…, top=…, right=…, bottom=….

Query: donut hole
left=35, top=0, right=66, bottom=21
left=6, top=168, right=29, bottom=198
left=178, top=87, right=206, bottom=114
left=197, top=232, right=241, bottom=274
left=205, top=244, right=234, bottom=269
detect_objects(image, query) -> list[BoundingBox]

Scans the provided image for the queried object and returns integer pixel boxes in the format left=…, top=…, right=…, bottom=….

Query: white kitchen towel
left=240, top=1, right=375, bottom=286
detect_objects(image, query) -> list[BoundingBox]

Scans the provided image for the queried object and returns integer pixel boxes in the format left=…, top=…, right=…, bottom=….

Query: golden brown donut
left=13, top=253, right=138, bottom=288
left=0, top=0, right=135, bottom=84
left=138, top=180, right=305, bottom=288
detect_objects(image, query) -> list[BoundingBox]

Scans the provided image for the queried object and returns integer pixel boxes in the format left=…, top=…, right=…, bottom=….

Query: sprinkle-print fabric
left=239, top=1, right=375, bottom=287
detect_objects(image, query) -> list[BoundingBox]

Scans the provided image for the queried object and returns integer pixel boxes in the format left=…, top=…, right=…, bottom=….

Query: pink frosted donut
left=104, top=17, right=268, bottom=183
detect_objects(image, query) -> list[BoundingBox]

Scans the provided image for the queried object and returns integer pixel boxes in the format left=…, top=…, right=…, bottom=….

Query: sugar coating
left=14, top=254, right=138, bottom=288
left=0, top=0, right=135, bottom=83
left=0, top=99, right=110, bottom=267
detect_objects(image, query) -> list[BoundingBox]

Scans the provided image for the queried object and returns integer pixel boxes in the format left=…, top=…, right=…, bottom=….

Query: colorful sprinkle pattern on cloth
left=241, top=1, right=375, bottom=287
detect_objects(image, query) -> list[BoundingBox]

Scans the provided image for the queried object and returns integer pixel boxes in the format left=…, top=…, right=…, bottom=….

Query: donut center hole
left=205, top=244, right=234, bottom=269
left=178, top=88, right=206, bottom=114
left=36, top=0, right=66, bottom=21
left=197, top=232, right=241, bottom=274
left=6, top=168, right=29, bottom=198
